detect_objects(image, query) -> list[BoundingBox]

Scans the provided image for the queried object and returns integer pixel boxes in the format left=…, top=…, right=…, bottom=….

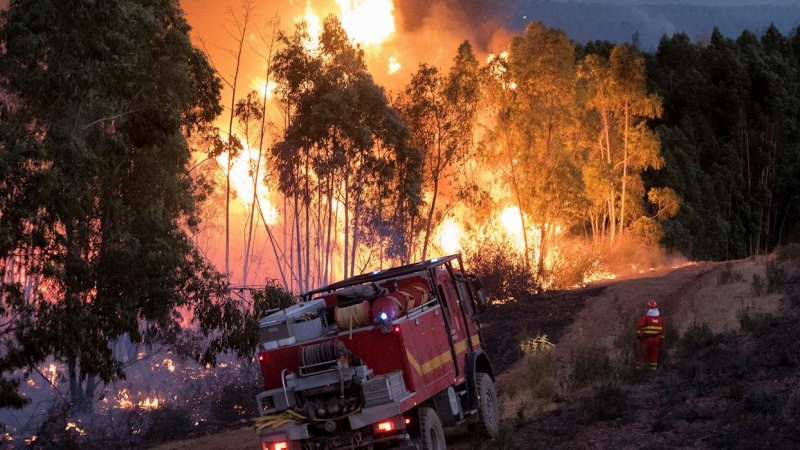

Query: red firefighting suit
left=636, top=310, right=665, bottom=370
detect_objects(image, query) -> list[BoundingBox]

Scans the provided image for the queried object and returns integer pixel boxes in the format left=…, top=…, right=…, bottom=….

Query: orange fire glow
left=388, top=56, right=401, bottom=74
left=436, top=218, right=463, bottom=255
left=216, top=144, right=279, bottom=225
left=139, top=397, right=160, bottom=409
left=301, top=3, right=324, bottom=51
left=499, top=206, right=526, bottom=250
left=335, top=0, right=395, bottom=47
left=297, top=0, right=396, bottom=53
left=117, top=388, right=134, bottom=409
left=250, top=77, right=276, bottom=100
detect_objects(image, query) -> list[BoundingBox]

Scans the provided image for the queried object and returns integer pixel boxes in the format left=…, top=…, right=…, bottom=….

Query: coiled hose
left=334, top=300, right=371, bottom=338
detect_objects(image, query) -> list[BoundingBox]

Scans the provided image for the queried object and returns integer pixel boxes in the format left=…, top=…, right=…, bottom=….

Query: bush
left=776, top=243, right=800, bottom=262
left=543, top=238, right=603, bottom=289
left=677, top=321, right=715, bottom=357
left=571, top=345, right=613, bottom=388
left=578, top=383, right=632, bottom=423
left=766, top=260, right=787, bottom=294
left=737, top=307, right=775, bottom=336
left=462, top=233, right=539, bottom=301
left=30, top=401, right=80, bottom=450
left=210, top=381, right=262, bottom=423
left=717, top=262, right=743, bottom=285
left=144, top=406, right=194, bottom=443
left=520, top=335, right=559, bottom=399
left=751, top=273, right=764, bottom=296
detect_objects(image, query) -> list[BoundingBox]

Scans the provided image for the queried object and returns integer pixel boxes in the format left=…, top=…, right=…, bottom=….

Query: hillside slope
left=151, top=258, right=798, bottom=450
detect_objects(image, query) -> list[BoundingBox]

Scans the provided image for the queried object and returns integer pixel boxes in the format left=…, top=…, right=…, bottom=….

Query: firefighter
left=636, top=300, right=665, bottom=370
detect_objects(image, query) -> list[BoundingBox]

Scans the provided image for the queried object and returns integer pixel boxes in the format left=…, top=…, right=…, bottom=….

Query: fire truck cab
left=254, top=254, right=498, bottom=450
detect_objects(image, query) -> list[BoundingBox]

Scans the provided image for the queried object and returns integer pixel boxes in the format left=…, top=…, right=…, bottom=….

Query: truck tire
left=475, top=372, right=500, bottom=438
left=419, top=407, right=446, bottom=450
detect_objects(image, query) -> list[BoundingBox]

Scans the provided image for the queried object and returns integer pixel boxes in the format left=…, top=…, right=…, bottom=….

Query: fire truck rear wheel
left=475, top=372, right=500, bottom=438
left=419, top=406, right=446, bottom=450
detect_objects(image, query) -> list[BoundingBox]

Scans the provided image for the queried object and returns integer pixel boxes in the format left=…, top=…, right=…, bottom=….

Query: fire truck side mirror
left=475, top=288, right=488, bottom=313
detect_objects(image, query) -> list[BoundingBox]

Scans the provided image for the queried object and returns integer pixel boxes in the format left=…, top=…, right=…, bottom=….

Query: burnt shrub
left=570, top=345, right=613, bottom=388
left=766, top=259, right=787, bottom=294
left=144, top=406, right=193, bottom=443
left=751, top=320, right=800, bottom=369
left=210, top=380, right=262, bottom=423
left=462, top=234, right=538, bottom=301
left=578, top=383, right=632, bottom=423
left=30, top=401, right=80, bottom=450
left=776, top=243, right=800, bottom=262
left=751, top=273, right=765, bottom=296
left=717, top=262, right=743, bottom=285
left=677, top=321, right=715, bottom=358
left=736, top=307, right=775, bottom=336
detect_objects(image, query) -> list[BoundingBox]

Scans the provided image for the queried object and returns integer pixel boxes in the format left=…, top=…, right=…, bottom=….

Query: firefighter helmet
left=647, top=300, right=657, bottom=309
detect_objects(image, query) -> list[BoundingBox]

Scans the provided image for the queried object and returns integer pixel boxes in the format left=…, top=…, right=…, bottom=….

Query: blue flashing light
left=379, top=312, right=388, bottom=322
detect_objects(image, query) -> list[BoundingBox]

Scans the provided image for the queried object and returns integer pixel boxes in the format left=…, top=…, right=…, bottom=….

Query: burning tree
left=396, top=41, right=481, bottom=261
left=271, top=16, right=423, bottom=291
left=0, top=0, right=224, bottom=411
left=481, top=22, right=587, bottom=275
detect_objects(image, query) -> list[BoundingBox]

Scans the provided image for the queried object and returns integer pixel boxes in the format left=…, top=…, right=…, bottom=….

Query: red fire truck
left=254, top=254, right=499, bottom=450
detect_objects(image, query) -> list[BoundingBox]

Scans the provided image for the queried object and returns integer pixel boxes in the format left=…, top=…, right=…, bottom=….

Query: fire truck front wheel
left=419, top=407, right=446, bottom=450
left=475, top=372, right=500, bottom=438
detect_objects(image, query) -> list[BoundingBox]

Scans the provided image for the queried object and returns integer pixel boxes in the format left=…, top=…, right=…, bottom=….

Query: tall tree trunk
left=619, top=101, right=629, bottom=234
left=343, top=176, right=350, bottom=279
left=421, top=177, right=439, bottom=261
left=220, top=4, right=252, bottom=285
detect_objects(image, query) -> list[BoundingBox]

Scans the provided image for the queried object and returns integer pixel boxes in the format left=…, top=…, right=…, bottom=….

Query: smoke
left=395, top=0, right=515, bottom=49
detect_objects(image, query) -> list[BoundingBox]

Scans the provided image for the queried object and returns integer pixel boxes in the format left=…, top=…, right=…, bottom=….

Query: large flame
left=335, top=0, right=395, bottom=47
left=216, top=143, right=279, bottom=226
left=499, top=206, right=527, bottom=251
left=298, top=0, right=396, bottom=52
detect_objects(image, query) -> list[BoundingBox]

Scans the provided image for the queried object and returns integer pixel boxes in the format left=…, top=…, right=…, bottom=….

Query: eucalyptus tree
left=0, top=0, right=223, bottom=410
left=481, top=22, right=585, bottom=275
left=204, top=0, right=255, bottom=285
left=580, top=44, right=663, bottom=241
left=272, top=16, right=422, bottom=287
left=397, top=41, right=480, bottom=261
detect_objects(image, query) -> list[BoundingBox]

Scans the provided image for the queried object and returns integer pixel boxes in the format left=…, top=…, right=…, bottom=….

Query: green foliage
left=396, top=41, right=480, bottom=260
left=570, top=345, right=613, bottom=388
left=0, top=378, right=28, bottom=409
left=647, top=27, right=800, bottom=260
left=193, top=280, right=295, bottom=365
left=271, top=16, right=422, bottom=273
left=765, top=260, right=787, bottom=294
left=0, top=0, right=223, bottom=407
left=717, top=262, right=743, bottom=285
